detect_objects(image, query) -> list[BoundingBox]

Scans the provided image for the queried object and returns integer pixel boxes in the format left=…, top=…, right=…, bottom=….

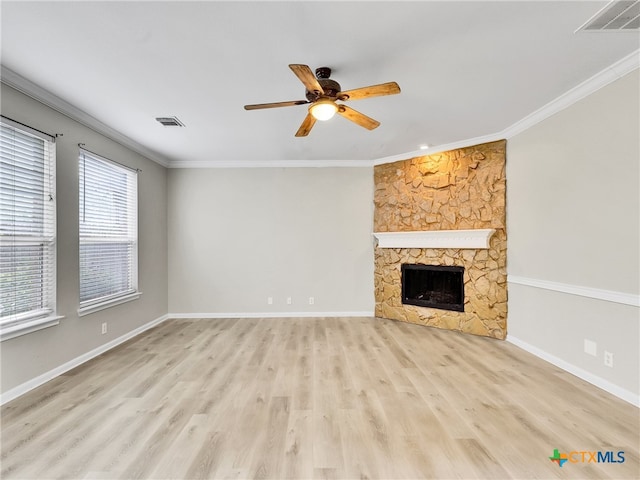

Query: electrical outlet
left=604, top=351, right=614, bottom=368
left=286, top=297, right=292, bottom=305
left=309, top=297, right=314, bottom=305
left=101, top=322, right=107, bottom=335
left=267, top=297, right=273, bottom=305
left=584, top=339, right=597, bottom=356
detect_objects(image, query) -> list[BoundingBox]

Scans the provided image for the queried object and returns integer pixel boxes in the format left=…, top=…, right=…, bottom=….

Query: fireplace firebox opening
left=401, top=264, right=465, bottom=312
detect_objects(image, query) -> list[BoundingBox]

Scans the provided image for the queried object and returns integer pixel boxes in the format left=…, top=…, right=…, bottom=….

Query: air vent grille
left=578, top=1, right=640, bottom=31
left=155, top=116, right=185, bottom=127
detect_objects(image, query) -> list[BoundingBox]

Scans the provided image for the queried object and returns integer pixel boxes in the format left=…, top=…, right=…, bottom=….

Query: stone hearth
left=373, top=140, right=507, bottom=339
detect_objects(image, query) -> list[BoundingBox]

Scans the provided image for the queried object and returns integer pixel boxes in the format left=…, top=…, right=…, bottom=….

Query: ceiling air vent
left=577, top=0, right=640, bottom=31
left=155, top=116, right=185, bottom=127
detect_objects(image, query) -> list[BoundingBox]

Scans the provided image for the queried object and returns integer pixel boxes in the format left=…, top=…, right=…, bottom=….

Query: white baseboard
left=507, top=335, right=639, bottom=408
left=168, top=311, right=375, bottom=319
left=6, top=313, right=635, bottom=409
left=0, top=313, right=170, bottom=406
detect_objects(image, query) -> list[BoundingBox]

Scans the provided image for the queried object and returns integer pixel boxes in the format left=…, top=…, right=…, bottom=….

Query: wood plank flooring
left=1, top=317, right=638, bottom=479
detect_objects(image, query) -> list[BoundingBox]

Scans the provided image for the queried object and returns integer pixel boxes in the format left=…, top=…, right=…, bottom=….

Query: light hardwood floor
left=1, top=317, right=638, bottom=479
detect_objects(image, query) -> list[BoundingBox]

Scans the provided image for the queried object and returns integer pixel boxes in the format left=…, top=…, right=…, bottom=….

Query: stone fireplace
left=373, top=140, right=507, bottom=339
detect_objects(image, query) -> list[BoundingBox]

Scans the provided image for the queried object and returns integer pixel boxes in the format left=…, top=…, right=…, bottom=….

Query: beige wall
left=3, top=65, right=637, bottom=404
left=1, top=85, right=168, bottom=394
left=506, top=70, right=639, bottom=396
left=168, top=167, right=375, bottom=315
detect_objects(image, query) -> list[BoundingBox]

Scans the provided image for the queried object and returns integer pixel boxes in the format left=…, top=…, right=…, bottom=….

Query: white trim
left=0, top=314, right=169, bottom=406
left=168, top=311, right=375, bottom=319
left=78, top=291, right=143, bottom=317
left=169, top=159, right=375, bottom=168
left=373, top=132, right=504, bottom=166
left=501, top=49, right=640, bottom=139
left=508, top=275, right=639, bottom=307
left=373, top=229, right=495, bottom=249
left=0, top=66, right=171, bottom=168
left=507, top=335, right=639, bottom=408
left=0, top=315, right=63, bottom=342
left=3, top=50, right=637, bottom=169
left=374, top=49, right=639, bottom=167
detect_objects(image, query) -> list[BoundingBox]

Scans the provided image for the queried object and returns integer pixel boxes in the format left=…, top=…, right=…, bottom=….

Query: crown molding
left=4, top=48, right=638, bottom=169
left=500, top=48, right=640, bottom=140
left=372, top=132, right=504, bottom=166
left=1, top=65, right=172, bottom=168
left=373, top=48, right=640, bottom=167
left=170, top=159, right=375, bottom=168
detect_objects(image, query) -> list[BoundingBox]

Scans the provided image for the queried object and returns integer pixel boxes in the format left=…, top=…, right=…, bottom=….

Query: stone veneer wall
left=373, top=140, right=507, bottom=339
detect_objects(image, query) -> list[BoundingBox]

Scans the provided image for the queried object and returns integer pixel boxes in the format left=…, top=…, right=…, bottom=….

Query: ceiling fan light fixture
left=244, top=64, right=401, bottom=136
left=309, top=99, right=338, bottom=121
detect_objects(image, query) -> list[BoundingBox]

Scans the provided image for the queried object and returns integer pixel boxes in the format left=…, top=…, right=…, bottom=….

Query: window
left=0, top=118, right=58, bottom=341
left=78, top=148, right=139, bottom=315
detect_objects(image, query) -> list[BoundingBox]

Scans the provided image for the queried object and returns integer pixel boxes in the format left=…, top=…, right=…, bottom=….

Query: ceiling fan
left=244, top=64, right=401, bottom=137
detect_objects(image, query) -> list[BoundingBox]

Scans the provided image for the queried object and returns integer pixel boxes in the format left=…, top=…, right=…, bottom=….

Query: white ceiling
left=1, top=1, right=638, bottom=167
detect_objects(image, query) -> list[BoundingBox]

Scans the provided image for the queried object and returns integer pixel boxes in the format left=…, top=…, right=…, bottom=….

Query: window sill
left=0, top=315, right=63, bottom=342
left=78, top=291, right=142, bottom=317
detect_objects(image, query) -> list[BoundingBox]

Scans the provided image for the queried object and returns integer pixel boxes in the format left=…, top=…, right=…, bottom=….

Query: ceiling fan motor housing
left=306, top=78, right=341, bottom=101
left=304, top=67, right=341, bottom=101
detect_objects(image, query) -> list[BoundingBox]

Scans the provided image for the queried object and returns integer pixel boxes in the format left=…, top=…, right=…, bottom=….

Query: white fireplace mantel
left=373, top=229, right=496, bottom=249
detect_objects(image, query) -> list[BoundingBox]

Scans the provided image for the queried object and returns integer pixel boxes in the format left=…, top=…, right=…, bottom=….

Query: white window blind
left=79, top=149, right=138, bottom=311
left=0, top=119, right=57, bottom=339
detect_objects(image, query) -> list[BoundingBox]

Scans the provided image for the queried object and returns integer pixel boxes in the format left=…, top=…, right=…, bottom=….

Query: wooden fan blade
left=244, top=100, right=309, bottom=110
left=295, top=113, right=317, bottom=137
left=339, top=82, right=401, bottom=101
left=337, top=105, right=380, bottom=130
left=289, top=64, right=324, bottom=94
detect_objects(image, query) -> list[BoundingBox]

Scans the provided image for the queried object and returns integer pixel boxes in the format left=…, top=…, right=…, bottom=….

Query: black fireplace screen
left=401, top=264, right=464, bottom=312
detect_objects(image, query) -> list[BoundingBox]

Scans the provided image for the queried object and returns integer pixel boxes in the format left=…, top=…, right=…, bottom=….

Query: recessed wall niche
left=373, top=140, right=507, bottom=339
